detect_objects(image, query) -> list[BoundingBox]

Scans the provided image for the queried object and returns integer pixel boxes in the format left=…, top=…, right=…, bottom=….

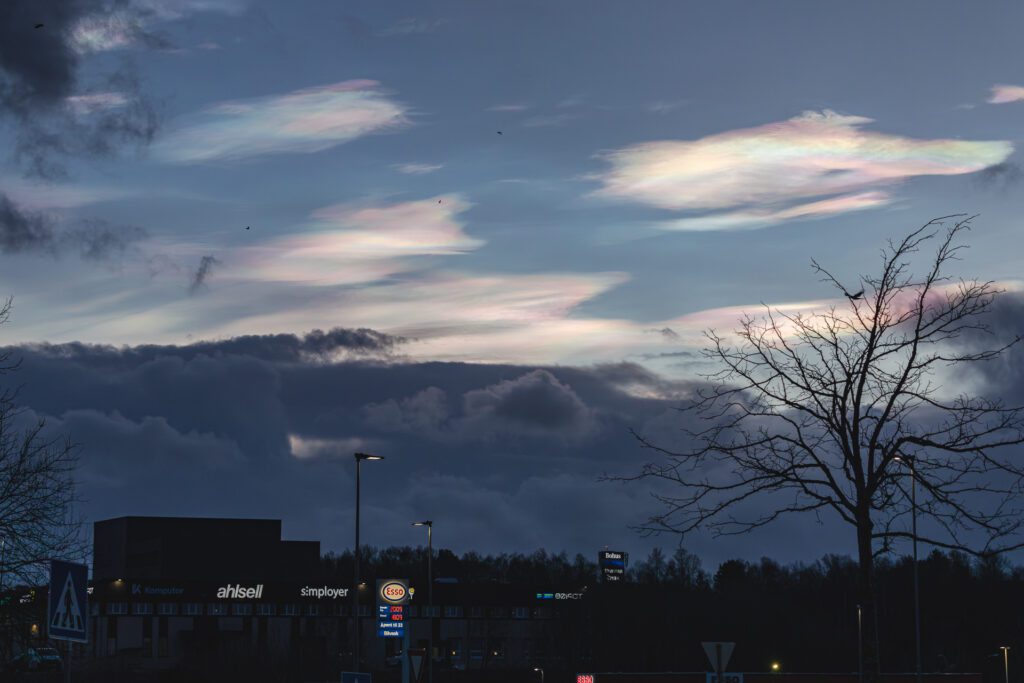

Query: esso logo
left=380, top=581, right=407, bottom=603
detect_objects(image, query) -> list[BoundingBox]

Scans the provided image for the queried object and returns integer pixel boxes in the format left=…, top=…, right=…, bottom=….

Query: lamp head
left=355, top=452, right=384, bottom=461
left=412, top=520, right=433, bottom=527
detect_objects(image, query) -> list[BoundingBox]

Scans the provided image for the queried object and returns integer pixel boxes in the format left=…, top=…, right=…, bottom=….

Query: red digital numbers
left=577, top=676, right=595, bottom=683
left=391, top=614, right=403, bottom=621
left=390, top=606, right=403, bottom=613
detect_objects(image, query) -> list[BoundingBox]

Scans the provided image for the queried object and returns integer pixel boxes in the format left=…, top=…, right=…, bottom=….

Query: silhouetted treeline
left=323, top=546, right=1024, bottom=677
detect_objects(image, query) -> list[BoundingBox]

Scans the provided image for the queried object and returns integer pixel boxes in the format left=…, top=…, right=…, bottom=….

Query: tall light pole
left=353, top=452, right=384, bottom=673
left=413, top=521, right=433, bottom=683
left=534, top=667, right=545, bottom=683
left=1001, top=646, right=1010, bottom=683
left=896, top=455, right=921, bottom=683
left=857, top=603, right=863, bottom=683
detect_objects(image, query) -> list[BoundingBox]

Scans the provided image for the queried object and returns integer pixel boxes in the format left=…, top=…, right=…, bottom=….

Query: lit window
left=443, top=606, right=462, bottom=618
left=207, top=603, right=228, bottom=616
left=255, top=603, right=276, bottom=616
left=132, top=603, right=153, bottom=615
left=469, top=638, right=484, bottom=660
left=181, top=603, right=202, bottom=616
left=302, top=604, right=318, bottom=616
left=469, top=606, right=483, bottom=618
left=232, top=603, right=253, bottom=616
left=157, top=603, right=178, bottom=616
left=512, top=607, right=529, bottom=619
left=281, top=604, right=299, bottom=616
left=107, top=602, right=128, bottom=615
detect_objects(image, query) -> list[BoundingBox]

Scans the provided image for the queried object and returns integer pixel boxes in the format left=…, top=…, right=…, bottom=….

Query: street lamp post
left=896, top=455, right=922, bottom=683
left=534, top=667, right=545, bottom=683
left=413, top=521, right=433, bottom=683
left=353, top=452, right=384, bottom=673
left=1001, top=647, right=1010, bottom=683
left=857, top=603, right=863, bottom=683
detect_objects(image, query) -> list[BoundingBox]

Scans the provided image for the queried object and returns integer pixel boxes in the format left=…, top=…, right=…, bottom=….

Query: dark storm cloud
left=188, top=255, right=221, bottom=294
left=461, top=369, right=597, bottom=437
left=0, top=1, right=162, bottom=177
left=0, top=193, right=145, bottom=259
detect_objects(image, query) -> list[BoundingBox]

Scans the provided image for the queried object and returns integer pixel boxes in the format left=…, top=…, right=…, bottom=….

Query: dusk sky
left=3, top=0, right=1024, bottom=570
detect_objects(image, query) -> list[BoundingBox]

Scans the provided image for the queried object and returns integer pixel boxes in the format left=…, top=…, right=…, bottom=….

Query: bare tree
left=616, top=216, right=1024, bottom=678
left=0, top=298, right=85, bottom=657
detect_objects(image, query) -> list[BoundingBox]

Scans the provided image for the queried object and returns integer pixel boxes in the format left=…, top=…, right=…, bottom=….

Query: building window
left=468, top=606, right=483, bottom=618
left=443, top=606, right=462, bottom=618
left=332, top=604, right=348, bottom=617
left=406, top=605, right=419, bottom=617
left=207, top=603, right=228, bottom=616
left=512, top=607, right=529, bottom=619
left=255, top=603, right=276, bottom=616
left=107, top=602, right=128, bottom=615
left=281, top=604, right=299, bottom=617
left=302, top=604, right=318, bottom=616
left=535, top=606, right=553, bottom=619
left=132, top=603, right=153, bottom=615
left=489, top=607, right=508, bottom=619
left=157, top=603, right=178, bottom=616
left=232, top=603, right=253, bottom=616
left=181, top=603, right=202, bottom=616
left=423, top=605, right=440, bottom=618
left=469, top=638, right=484, bottom=660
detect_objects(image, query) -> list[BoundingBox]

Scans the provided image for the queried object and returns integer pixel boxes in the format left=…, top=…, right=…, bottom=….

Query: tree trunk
left=856, top=514, right=881, bottom=682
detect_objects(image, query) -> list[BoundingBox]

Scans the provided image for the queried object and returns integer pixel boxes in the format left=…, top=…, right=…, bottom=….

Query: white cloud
left=394, top=163, right=444, bottom=175
left=487, top=104, right=530, bottom=112
left=988, top=85, right=1024, bottom=104
left=65, top=92, right=129, bottom=115
left=155, top=80, right=408, bottom=163
left=593, top=110, right=1012, bottom=228
left=376, top=18, right=447, bottom=36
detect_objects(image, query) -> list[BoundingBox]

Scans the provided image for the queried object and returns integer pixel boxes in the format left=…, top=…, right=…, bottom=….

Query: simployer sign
left=91, top=579, right=351, bottom=601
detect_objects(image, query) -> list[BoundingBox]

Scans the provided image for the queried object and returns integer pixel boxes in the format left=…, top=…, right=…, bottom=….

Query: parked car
left=8, top=647, right=63, bottom=672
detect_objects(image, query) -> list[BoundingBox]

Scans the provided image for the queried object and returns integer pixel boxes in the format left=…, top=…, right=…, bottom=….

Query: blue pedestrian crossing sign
left=48, top=559, right=88, bottom=643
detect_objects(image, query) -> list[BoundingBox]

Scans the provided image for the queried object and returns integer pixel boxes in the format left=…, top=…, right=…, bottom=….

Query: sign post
left=48, top=560, right=88, bottom=683
left=702, top=641, right=735, bottom=683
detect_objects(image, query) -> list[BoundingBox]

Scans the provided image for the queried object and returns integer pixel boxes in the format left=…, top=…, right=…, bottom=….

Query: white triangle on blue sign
left=51, top=572, right=85, bottom=633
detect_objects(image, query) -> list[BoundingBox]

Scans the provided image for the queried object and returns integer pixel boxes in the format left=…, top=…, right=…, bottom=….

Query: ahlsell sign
left=93, top=580, right=352, bottom=602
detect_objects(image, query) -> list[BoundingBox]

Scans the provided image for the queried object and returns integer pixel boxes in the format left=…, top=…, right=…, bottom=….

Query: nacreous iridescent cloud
left=989, top=85, right=1024, bottom=104
left=594, top=110, right=1012, bottom=230
left=156, top=80, right=408, bottom=163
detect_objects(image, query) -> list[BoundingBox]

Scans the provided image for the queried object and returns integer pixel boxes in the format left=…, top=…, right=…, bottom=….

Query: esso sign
left=378, top=580, right=409, bottom=605
left=577, top=676, right=595, bottom=683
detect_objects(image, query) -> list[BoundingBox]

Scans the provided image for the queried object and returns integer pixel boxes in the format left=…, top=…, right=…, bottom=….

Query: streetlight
left=353, top=452, right=384, bottom=673
left=857, top=604, right=863, bottom=683
left=534, top=667, right=545, bottom=683
left=1001, top=646, right=1010, bottom=683
left=413, top=521, right=433, bottom=683
left=895, top=454, right=921, bottom=683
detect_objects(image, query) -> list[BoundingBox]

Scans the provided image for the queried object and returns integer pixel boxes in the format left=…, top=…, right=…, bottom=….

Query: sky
left=2, top=0, right=1024, bottom=571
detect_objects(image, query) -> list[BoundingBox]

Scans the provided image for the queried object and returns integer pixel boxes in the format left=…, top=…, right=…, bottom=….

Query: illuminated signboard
left=377, top=578, right=410, bottom=638
left=577, top=675, right=596, bottom=683
left=598, top=551, right=627, bottom=582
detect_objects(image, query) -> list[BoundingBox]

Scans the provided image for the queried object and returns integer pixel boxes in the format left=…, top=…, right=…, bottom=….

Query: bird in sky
left=245, top=226, right=250, bottom=230
left=496, top=131, right=503, bottom=135
left=844, top=288, right=865, bottom=300
left=34, top=23, right=44, bottom=29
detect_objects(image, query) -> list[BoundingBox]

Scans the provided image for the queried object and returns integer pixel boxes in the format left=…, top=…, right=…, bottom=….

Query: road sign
left=408, top=647, right=426, bottom=682
left=706, top=675, right=744, bottom=683
left=702, top=642, right=735, bottom=675
left=342, top=673, right=372, bottom=683
left=48, top=560, right=88, bottom=643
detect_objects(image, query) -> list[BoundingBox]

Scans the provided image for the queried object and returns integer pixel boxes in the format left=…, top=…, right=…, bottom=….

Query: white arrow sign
left=702, top=642, right=735, bottom=673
